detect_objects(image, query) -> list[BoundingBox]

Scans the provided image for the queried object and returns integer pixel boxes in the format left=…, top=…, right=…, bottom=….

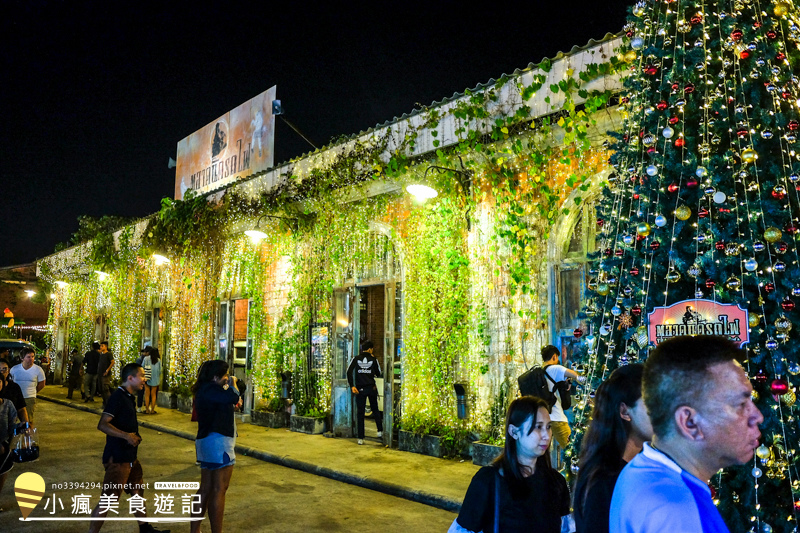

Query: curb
left=38, top=394, right=461, bottom=513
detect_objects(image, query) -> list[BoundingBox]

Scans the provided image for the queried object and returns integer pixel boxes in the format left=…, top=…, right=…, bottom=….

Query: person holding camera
left=540, top=345, right=579, bottom=451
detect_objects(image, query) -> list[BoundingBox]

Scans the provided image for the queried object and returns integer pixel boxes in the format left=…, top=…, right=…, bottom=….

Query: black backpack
left=518, top=366, right=558, bottom=408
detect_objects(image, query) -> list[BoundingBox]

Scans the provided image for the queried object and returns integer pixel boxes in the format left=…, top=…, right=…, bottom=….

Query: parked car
left=0, top=339, right=38, bottom=366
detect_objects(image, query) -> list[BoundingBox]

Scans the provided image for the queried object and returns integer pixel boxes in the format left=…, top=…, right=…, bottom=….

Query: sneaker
left=357, top=439, right=364, bottom=445
left=376, top=431, right=383, bottom=438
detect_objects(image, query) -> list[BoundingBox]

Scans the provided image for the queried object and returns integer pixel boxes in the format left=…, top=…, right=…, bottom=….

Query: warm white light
left=24, top=290, right=36, bottom=298
left=152, top=253, right=171, bottom=265
left=95, top=270, right=109, bottom=281
left=49, top=293, right=56, bottom=299
left=406, top=184, right=438, bottom=199
left=55, top=280, right=68, bottom=288
left=245, top=229, right=268, bottom=242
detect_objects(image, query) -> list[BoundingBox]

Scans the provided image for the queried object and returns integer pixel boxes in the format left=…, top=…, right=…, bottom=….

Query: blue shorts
left=195, top=432, right=235, bottom=470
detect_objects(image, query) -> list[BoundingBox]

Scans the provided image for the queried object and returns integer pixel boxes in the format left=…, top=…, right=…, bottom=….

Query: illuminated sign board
left=174, top=86, right=276, bottom=199
left=647, top=299, right=749, bottom=346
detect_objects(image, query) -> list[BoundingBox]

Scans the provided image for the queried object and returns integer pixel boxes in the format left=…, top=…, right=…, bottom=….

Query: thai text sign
left=174, top=86, right=276, bottom=200
left=647, top=299, right=749, bottom=346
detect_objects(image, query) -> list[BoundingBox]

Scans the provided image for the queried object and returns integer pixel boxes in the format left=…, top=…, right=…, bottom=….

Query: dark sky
left=2, top=0, right=629, bottom=267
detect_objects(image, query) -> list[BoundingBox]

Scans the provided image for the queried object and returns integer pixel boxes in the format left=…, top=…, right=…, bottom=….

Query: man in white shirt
left=541, top=345, right=579, bottom=451
left=9, top=348, right=46, bottom=421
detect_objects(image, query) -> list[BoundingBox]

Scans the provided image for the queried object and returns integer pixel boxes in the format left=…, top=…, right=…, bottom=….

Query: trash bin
left=453, top=383, right=468, bottom=420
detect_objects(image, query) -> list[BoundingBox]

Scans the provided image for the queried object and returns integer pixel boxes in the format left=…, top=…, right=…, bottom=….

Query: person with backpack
left=518, top=345, right=580, bottom=451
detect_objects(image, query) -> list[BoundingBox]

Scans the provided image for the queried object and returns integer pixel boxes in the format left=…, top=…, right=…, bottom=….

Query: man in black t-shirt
left=83, top=342, right=101, bottom=403
left=87, top=363, right=168, bottom=533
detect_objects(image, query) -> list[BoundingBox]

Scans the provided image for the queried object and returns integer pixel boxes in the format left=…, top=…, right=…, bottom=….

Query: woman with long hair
left=190, top=360, right=239, bottom=533
left=450, top=396, right=570, bottom=533
left=142, top=348, right=162, bottom=414
left=573, top=363, right=653, bottom=533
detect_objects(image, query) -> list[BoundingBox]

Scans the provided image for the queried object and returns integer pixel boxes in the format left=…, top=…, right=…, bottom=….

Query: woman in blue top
left=142, top=348, right=162, bottom=414
left=190, top=360, right=239, bottom=533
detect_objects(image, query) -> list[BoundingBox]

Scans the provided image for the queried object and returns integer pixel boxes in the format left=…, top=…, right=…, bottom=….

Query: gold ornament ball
left=666, top=269, right=681, bottom=283
left=636, top=222, right=652, bottom=237
left=741, top=148, right=758, bottom=163
left=764, top=226, right=783, bottom=243
left=674, top=205, right=692, bottom=221
left=783, top=390, right=796, bottom=407
left=596, top=282, right=610, bottom=296
left=751, top=389, right=759, bottom=402
left=756, top=444, right=771, bottom=460
left=624, top=50, right=637, bottom=63
left=775, top=1, right=790, bottom=16
left=749, top=313, right=761, bottom=328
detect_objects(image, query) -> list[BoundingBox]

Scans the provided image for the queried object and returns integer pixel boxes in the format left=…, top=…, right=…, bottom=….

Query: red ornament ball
left=668, top=182, right=680, bottom=193
left=781, top=297, right=796, bottom=312
left=686, top=178, right=699, bottom=188
left=767, top=30, right=778, bottom=39
left=650, top=241, right=660, bottom=251
left=674, top=138, right=686, bottom=147
left=736, top=127, right=749, bottom=138
left=715, top=240, right=726, bottom=251
left=740, top=50, right=750, bottom=59
left=754, top=369, right=768, bottom=384
left=631, top=305, right=642, bottom=316
left=785, top=224, right=798, bottom=235
left=777, top=52, right=786, bottom=61
left=789, top=120, right=800, bottom=131
left=656, top=100, right=668, bottom=111
left=705, top=278, right=716, bottom=288
left=615, top=249, right=624, bottom=257
left=771, top=378, right=789, bottom=395
left=630, top=267, right=640, bottom=276
left=669, top=115, right=680, bottom=125
left=573, top=328, right=583, bottom=339
left=597, top=218, right=605, bottom=227
left=644, top=65, right=659, bottom=76
left=684, top=83, right=695, bottom=94
left=671, top=82, right=680, bottom=92
left=698, top=207, right=710, bottom=218
left=765, top=282, right=776, bottom=293
left=731, top=29, right=743, bottom=41
left=604, top=248, right=613, bottom=257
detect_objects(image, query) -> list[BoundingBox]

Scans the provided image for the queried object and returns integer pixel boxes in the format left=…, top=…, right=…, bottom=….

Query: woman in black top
left=452, top=396, right=570, bottom=533
left=190, top=360, right=240, bottom=533
left=573, top=363, right=653, bottom=533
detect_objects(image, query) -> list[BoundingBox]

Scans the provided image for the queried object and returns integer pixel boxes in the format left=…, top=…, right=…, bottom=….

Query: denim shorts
left=195, top=432, right=235, bottom=470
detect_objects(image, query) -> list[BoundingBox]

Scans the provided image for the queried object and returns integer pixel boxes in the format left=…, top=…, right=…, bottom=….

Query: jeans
left=84, top=373, right=98, bottom=400
left=355, top=392, right=383, bottom=439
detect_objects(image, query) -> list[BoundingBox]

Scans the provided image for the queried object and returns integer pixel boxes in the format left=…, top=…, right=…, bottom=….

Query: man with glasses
left=0, top=358, right=29, bottom=423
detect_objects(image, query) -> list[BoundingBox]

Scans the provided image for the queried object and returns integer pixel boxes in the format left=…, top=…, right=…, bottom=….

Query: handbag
left=447, top=471, right=500, bottom=533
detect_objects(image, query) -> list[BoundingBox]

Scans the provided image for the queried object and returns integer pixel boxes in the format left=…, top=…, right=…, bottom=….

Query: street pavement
left=0, top=399, right=458, bottom=532
left=38, top=385, right=478, bottom=512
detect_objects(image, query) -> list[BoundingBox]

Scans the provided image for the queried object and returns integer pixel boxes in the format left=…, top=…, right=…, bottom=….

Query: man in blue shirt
left=610, top=335, right=764, bottom=532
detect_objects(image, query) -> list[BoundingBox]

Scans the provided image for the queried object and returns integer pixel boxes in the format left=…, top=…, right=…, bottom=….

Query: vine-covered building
left=38, top=34, right=624, bottom=450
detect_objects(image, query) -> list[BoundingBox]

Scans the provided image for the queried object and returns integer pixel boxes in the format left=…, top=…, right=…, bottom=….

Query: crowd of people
left=0, top=335, right=763, bottom=532
left=450, top=335, right=762, bottom=533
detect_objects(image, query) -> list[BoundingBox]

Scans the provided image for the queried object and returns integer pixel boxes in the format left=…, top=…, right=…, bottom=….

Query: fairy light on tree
left=573, top=0, right=800, bottom=529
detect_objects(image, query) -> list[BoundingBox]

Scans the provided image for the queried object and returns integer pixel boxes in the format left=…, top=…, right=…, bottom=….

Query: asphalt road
left=0, top=400, right=456, bottom=532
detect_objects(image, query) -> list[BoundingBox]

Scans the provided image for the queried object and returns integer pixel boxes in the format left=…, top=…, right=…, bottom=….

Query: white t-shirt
left=544, top=364, right=568, bottom=422
left=10, top=363, right=46, bottom=399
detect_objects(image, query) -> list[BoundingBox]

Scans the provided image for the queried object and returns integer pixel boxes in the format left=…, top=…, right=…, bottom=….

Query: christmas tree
left=573, top=0, right=800, bottom=530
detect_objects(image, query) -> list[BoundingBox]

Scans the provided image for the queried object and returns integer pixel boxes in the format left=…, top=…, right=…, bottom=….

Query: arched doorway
left=331, top=224, right=403, bottom=446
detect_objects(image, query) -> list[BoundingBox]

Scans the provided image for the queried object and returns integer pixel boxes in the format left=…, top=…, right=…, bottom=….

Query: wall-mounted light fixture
left=24, top=290, right=36, bottom=298
left=152, top=253, right=171, bottom=266
left=245, top=213, right=299, bottom=242
left=405, top=184, right=439, bottom=200
left=94, top=270, right=109, bottom=281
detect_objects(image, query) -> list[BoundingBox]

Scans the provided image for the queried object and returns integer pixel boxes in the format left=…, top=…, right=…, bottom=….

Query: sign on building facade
left=174, top=86, right=276, bottom=199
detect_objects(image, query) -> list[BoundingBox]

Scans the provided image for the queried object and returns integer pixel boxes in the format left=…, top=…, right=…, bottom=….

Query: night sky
left=3, top=0, right=630, bottom=267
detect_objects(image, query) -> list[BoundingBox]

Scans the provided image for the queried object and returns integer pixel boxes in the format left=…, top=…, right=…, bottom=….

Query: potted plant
left=174, top=383, right=193, bottom=414
left=156, top=385, right=178, bottom=410
left=290, top=399, right=327, bottom=434
left=251, top=396, right=288, bottom=428
left=471, top=434, right=504, bottom=466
